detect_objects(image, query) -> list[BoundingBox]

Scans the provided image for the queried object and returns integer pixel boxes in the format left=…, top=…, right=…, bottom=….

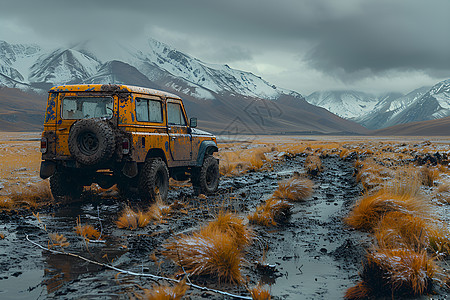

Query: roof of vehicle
left=49, top=84, right=182, bottom=99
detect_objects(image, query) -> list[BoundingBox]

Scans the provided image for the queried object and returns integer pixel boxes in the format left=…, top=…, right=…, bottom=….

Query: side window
left=167, top=102, right=186, bottom=126
left=136, top=98, right=163, bottom=123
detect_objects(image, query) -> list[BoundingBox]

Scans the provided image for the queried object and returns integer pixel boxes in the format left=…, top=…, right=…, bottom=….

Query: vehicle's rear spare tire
left=139, top=158, right=169, bottom=202
left=68, top=119, right=116, bottom=165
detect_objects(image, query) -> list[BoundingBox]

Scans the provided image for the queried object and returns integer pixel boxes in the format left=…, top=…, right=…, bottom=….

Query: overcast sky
left=1, top=0, right=449, bottom=95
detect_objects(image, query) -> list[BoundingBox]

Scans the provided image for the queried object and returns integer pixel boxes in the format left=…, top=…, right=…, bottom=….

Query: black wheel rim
left=78, top=131, right=99, bottom=155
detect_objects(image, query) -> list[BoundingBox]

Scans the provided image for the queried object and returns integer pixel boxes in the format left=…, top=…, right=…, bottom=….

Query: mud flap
left=40, top=161, right=56, bottom=179
left=122, top=161, right=138, bottom=178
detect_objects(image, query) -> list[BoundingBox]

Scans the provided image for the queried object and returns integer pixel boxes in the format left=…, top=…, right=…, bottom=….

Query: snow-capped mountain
left=0, top=38, right=369, bottom=135
left=356, top=87, right=430, bottom=129
left=0, top=38, right=298, bottom=102
left=391, top=79, right=450, bottom=125
left=306, top=82, right=450, bottom=130
left=305, top=91, right=384, bottom=120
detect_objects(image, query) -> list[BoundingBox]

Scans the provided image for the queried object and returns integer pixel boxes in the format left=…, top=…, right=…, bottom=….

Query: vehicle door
left=167, top=100, right=192, bottom=161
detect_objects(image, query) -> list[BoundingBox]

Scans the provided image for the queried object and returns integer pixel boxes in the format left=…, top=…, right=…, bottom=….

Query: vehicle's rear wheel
left=49, top=169, right=84, bottom=202
left=192, top=155, right=220, bottom=195
left=68, top=119, right=116, bottom=166
left=139, top=158, right=169, bottom=202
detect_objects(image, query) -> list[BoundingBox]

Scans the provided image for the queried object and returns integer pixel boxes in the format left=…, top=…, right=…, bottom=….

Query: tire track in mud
left=0, top=156, right=371, bottom=299
left=254, top=156, right=370, bottom=299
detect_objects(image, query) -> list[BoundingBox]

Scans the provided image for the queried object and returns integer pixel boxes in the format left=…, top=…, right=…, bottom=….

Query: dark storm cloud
left=1, top=0, right=449, bottom=89
left=304, top=0, right=450, bottom=77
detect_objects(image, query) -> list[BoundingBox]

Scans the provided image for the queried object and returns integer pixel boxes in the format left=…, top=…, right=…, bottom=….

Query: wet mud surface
left=0, top=156, right=446, bottom=299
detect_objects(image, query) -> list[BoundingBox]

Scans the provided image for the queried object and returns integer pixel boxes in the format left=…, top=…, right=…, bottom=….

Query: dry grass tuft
left=360, top=248, right=438, bottom=296
left=304, top=155, right=323, bottom=176
left=249, top=284, right=271, bottom=300
left=345, top=190, right=429, bottom=232
left=249, top=149, right=267, bottom=171
left=248, top=198, right=292, bottom=226
left=116, top=206, right=153, bottom=229
left=436, top=183, right=450, bottom=204
left=0, top=196, right=14, bottom=209
left=374, top=212, right=429, bottom=250
left=75, top=217, right=101, bottom=241
left=272, top=176, right=314, bottom=202
left=427, top=225, right=450, bottom=256
left=116, top=200, right=168, bottom=229
left=137, top=279, right=189, bottom=300
left=386, top=169, right=422, bottom=198
left=48, top=233, right=70, bottom=249
left=420, top=166, right=439, bottom=187
left=202, top=212, right=253, bottom=248
left=7, top=180, right=53, bottom=209
left=163, top=228, right=243, bottom=283
left=344, top=281, right=370, bottom=300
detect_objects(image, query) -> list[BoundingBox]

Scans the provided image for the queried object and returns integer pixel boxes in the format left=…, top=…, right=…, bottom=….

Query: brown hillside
left=372, top=116, right=450, bottom=136
left=0, top=86, right=369, bottom=135
left=0, top=87, right=46, bottom=131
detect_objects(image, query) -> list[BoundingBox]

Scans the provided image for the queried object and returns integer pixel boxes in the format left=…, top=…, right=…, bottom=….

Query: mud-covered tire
left=68, top=119, right=116, bottom=166
left=49, top=170, right=83, bottom=202
left=192, top=155, right=219, bottom=195
left=139, top=158, right=169, bottom=202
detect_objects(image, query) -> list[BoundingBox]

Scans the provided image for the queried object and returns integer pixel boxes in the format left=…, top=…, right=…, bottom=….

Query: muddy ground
left=0, top=155, right=447, bottom=299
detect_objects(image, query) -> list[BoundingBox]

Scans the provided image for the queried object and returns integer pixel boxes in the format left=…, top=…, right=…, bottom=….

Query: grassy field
left=0, top=132, right=449, bottom=298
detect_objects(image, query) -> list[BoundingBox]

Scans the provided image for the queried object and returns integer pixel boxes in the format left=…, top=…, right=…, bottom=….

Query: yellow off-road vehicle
left=39, top=84, right=219, bottom=202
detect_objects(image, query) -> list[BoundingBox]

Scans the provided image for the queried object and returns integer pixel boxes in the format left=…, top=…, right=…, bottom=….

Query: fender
left=40, top=160, right=56, bottom=179
left=196, top=141, right=218, bottom=166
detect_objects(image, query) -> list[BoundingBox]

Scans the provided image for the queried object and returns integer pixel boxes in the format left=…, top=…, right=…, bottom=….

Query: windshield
left=62, top=96, right=113, bottom=119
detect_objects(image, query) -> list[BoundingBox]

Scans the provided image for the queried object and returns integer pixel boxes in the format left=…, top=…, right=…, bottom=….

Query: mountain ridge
left=0, top=38, right=367, bottom=135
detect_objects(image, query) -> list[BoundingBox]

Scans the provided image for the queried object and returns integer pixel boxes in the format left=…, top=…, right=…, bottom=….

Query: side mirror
left=190, top=117, right=197, bottom=128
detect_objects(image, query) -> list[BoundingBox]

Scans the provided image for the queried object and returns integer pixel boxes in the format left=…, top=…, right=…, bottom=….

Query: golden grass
left=116, top=206, right=157, bottom=230
left=355, top=159, right=388, bottom=191
left=217, top=145, right=274, bottom=176
left=420, top=166, right=439, bottom=187
left=272, top=176, right=314, bottom=202
left=75, top=217, right=101, bottom=241
left=1, top=180, right=53, bottom=210
left=436, top=183, right=450, bottom=204
left=0, top=196, right=14, bottom=209
left=48, top=233, right=70, bottom=249
left=202, top=212, right=253, bottom=248
left=116, top=198, right=171, bottom=229
left=249, top=285, right=271, bottom=300
left=163, top=227, right=243, bottom=283
left=249, top=149, right=267, bottom=171
left=344, top=281, right=370, bottom=300
left=374, top=212, right=430, bottom=250
left=136, top=279, right=189, bottom=300
left=304, top=155, right=323, bottom=176
left=248, top=198, right=292, bottom=227
left=345, top=190, right=429, bottom=232
left=162, top=212, right=254, bottom=283
left=427, top=225, right=450, bottom=256
left=361, top=248, right=438, bottom=296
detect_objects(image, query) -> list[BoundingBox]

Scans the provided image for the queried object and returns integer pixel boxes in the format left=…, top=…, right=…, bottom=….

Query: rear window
left=136, top=98, right=163, bottom=123
left=62, top=96, right=113, bottom=119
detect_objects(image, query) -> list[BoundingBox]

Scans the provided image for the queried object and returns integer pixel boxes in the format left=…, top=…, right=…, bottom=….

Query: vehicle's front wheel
left=139, top=158, right=169, bottom=202
left=49, top=169, right=84, bottom=202
left=192, top=155, right=220, bottom=195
